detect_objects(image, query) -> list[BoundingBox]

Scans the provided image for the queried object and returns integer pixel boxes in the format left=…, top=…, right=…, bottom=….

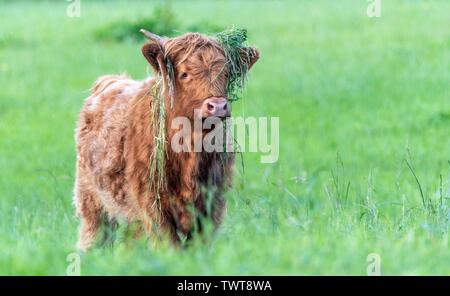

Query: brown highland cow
left=73, top=29, right=259, bottom=250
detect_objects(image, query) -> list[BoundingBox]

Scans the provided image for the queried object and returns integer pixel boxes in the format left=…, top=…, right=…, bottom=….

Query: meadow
left=0, top=0, right=449, bottom=275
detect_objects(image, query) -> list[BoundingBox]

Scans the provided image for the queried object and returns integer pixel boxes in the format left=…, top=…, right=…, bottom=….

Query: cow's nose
left=202, top=97, right=230, bottom=118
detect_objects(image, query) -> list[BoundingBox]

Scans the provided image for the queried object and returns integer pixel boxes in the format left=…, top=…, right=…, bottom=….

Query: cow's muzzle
left=201, top=97, right=230, bottom=118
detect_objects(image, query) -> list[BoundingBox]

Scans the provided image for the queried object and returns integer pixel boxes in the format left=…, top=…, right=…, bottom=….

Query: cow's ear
left=242, top=46, right=260, bottom=71
left=140, top=29, right=166, bottom=74
left=142, top=42, right=163, bottom=73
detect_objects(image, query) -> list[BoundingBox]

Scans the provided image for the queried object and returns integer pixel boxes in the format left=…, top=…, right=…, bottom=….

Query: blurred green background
left=0, top=0, right=449, bottom=275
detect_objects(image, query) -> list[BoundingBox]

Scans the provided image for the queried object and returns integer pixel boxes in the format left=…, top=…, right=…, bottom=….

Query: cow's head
left=141, top=30, right=259, bottom=120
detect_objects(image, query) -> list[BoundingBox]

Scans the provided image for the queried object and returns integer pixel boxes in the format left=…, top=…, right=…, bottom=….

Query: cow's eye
left=180, top=72, right=188, bottom=79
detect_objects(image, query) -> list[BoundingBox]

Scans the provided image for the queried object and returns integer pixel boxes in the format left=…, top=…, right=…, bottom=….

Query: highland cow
left=73, top=29, right=259, bottom=250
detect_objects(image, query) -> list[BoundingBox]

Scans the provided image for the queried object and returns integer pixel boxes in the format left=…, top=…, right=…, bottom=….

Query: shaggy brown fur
left=73, top=32, right=259, bottom=250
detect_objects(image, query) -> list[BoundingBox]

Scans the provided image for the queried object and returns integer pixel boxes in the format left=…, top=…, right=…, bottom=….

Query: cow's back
left=75, top=75, right=145, bottom=221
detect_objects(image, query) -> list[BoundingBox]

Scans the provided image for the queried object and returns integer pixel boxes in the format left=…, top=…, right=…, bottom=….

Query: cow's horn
left=140, top=29, right=164, bottom=44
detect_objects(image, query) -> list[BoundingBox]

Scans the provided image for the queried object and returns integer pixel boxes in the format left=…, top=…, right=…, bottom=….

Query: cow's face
left=141, top=31, right=259, bottom=120
left=171, top=40, right=230, bottom=119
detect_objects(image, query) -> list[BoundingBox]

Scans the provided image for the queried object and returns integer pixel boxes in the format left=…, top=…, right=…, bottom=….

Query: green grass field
left=0, top=0, right=449, bottom=275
